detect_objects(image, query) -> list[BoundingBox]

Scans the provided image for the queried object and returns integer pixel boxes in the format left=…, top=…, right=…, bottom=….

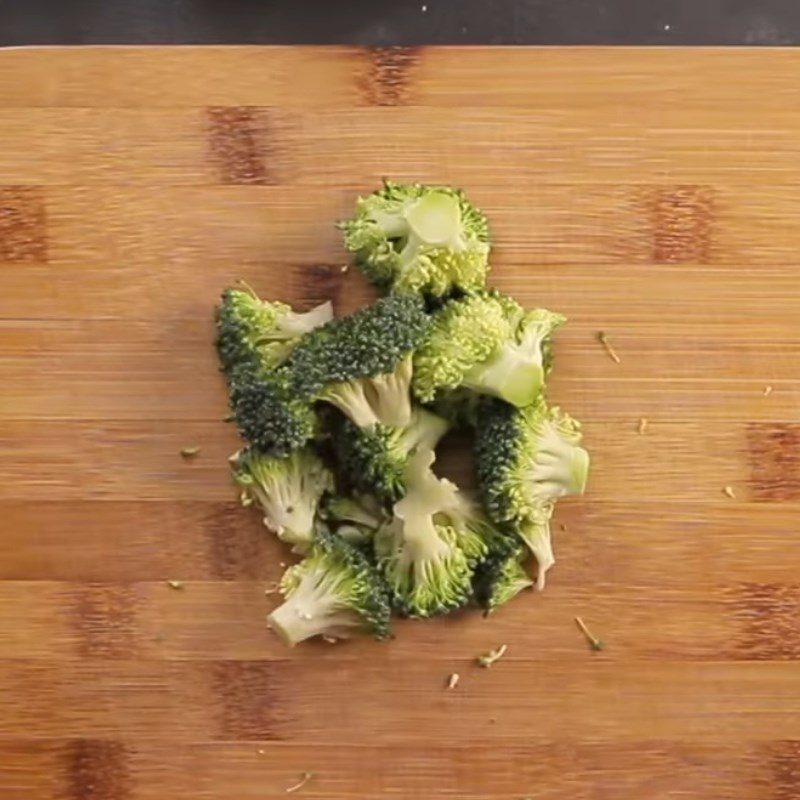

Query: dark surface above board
left=1, top=0, right=800, bottom=46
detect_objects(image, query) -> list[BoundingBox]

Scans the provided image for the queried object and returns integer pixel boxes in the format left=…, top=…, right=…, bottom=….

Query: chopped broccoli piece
left=475, top=398, right=588, bottom=588
left=216, top=285, right=332, bottom=377
left=413, top=291, right=565, bottom=408
left=374, top=449, right=485, bottom=617
left=227, top=362, right=317, bottom=456
left=340, top=181, right=490, bottom=298
left=331, top=406, right=450, bottom=503
left=476, top=397, right=589, bottom=525
left=285, top=294, right=429, bottom=428
left=232, top=447, right=333, bottom=552
left=473, top=538, right=534, bottom=612
left=267, top=527, right=391, bottom=645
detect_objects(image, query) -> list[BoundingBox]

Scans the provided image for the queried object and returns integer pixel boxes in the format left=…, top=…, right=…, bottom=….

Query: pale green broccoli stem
left=395, top=191, right=469, bottom=274
left=396, top=407, right=451, bottom=457
left=322, top=381, right=382, bottom=428
left=462, top=344, right=545, bottom=408
left=517, top=516, right=555, bottom=591
left=382, top=449, right=470, bottom=609
left=276, top=301, right=333, bottom=337
left=404, top=191, right=462, bottom=248
left=321, top=356, right=414, bottom=429
left=363, top=356, right=413, bottom=428
left=268, top=568, right=360, bottom=646
left=524, top=423, right=590, bottom=502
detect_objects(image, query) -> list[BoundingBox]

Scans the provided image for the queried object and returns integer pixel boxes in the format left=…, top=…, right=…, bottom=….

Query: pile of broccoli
left=215, top=181, right=589, bottom=646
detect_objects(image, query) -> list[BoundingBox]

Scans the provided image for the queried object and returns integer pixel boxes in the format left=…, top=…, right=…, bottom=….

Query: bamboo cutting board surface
left=1, top=45, right=800, bottom=799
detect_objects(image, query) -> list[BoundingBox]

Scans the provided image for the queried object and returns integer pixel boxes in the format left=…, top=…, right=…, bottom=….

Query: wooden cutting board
left=1, top=45, right=800, bottom=799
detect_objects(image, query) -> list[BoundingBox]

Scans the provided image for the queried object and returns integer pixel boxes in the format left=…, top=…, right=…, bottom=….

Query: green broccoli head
left=285, top=294, right=429, bottom=428
left=374, top=449, right=482, bottom=617
left=319, top=492, right=389, bottom=545
left=267, top=527, right=392, bottom=645
left=232, top=446, right=334, bottom=552
left=340, top=181, right=490, bottom=298
left=216, top=285, right=332, bottom=376
left=413, top=291, right=565, bottom=408
left=331, top=407, right=450, bottom=503
left=227, top=362, right=317, bottom=457
left=475, top=397, right=589, bottom=527
left=473, top=541, right=534, bottom=614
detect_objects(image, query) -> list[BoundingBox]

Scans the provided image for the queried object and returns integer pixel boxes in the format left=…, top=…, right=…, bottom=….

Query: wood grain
left=2, top=46, right=800, bottom=799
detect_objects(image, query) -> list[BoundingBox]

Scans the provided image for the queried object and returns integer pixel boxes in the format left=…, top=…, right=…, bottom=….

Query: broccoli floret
left=476, top=397, right=589, bottom=524
left=473, top=541, right=534, bottom=613
left=475, top=398, right=588, bottom=588
left=232, top=447, right=333, bottom=552
left=285, top=294, right=429, bottom=428
left=320, top=492, right=388, bottom=545
left=340, top=181, right=490, bottom=298
left=267, top=527, right=391, bottom=645
left=374, top=449, right=485, bottom=617
left=413, top=291, right=565, bottom=408
left=331, top=406, right=450, bottom=503
left=227, top=362, right=317, bottom=456
left=216, top=285, right=332, bottom=377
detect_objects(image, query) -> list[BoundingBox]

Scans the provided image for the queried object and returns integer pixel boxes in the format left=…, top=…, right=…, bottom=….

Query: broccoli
left=227, top=362, right=317, bottom=456
left=473, top=537, right=534, bottom=614
left=517, top=509, right=555, bottom=590
left=267, top=527, right=391, bottom=645
left=331, top=406, right=450, bottom=503
left=285, top=293, right=429, bottom=427
left=216, top=285, right=332, bottom=377
left=475, top=397, right=588, bottom=588
left=320, top=492, right=388, bottom=545
left=374, top=449, right=486, bottom=617
left=413, top=291, right=565, bottom=408
left=232, top=447, right=333, bottom=552
left=340, top=181, right=490, bottom=298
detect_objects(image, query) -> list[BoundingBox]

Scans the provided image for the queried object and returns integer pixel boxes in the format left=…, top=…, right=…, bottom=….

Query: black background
left=1, top=0, right=798, bottom=46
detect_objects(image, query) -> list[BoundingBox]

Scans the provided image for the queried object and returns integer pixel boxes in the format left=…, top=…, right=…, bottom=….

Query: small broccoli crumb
left=575, top=616, right=604, bottom=651
left=723, top=485, right=736, bottom=499
left=447, top=672, right=460, bottom=690
left=477, top=644, right=507, bottom=668
left=180, top=446, right=200, bottom=458
left=166, top=580, right=184, bottom=590
left=285, top=771, right=314, bottom=794
left=596, top=331, right=620, bottom=364
left=637, top=417, right=648, bottom=434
